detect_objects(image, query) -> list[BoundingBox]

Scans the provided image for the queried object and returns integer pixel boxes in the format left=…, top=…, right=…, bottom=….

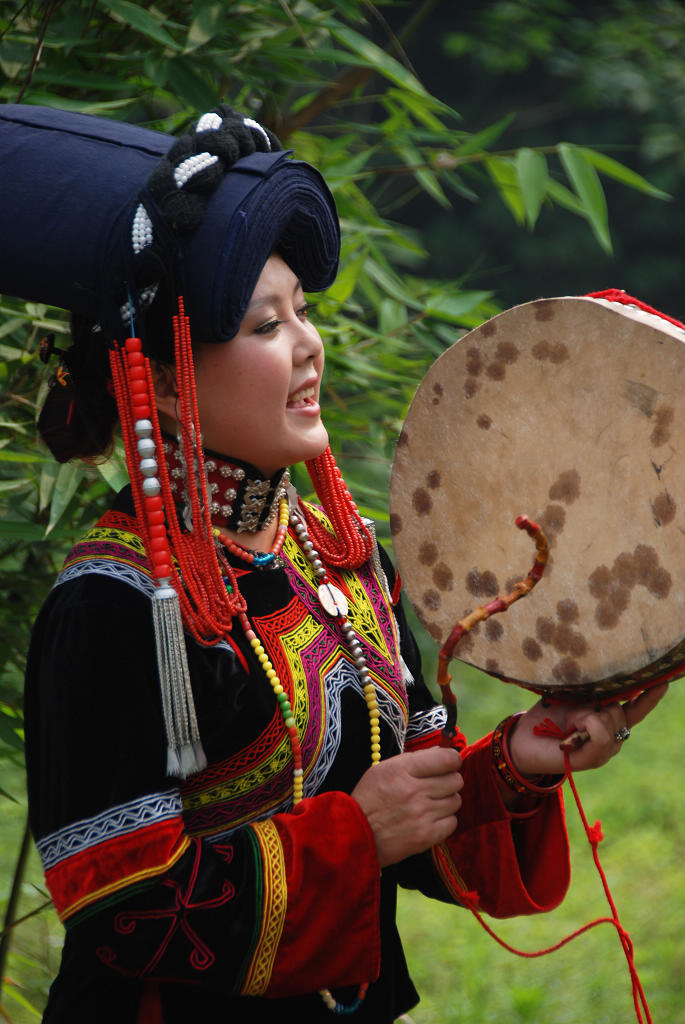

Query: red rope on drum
left=588, top=288, right=685, bottom=331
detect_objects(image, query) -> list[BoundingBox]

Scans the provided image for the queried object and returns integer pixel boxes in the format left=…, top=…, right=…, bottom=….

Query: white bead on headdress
left=174, top=152, right=219, bottom=188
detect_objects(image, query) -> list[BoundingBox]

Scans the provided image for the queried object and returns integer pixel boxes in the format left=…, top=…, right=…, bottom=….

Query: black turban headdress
left=0, top=104, right=340, bottom=354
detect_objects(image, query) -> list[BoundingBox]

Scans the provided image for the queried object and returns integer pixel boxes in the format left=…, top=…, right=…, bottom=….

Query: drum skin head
left=389, top=296, right=685, bottom=699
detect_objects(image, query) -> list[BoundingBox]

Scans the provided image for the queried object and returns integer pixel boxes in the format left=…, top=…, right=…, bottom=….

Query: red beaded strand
left=161, top=303, right=240, bottom=636
left=110, top=338, right=170, bottom=582
left=303, top=446, right=373, bottom=569
left=109, top=313, right=245, bottom=645
left=214, top=497, right=290, bottom=568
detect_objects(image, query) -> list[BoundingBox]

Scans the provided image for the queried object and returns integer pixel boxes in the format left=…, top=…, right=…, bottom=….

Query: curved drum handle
left=438, top=516, right=549, bottom=745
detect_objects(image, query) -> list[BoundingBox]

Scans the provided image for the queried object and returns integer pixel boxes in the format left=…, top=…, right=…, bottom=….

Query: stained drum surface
left=389, top=297, right=685, bottom=697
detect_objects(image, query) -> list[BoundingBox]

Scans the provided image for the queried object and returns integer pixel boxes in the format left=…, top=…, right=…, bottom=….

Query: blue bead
left=253, top=553, right=275, bottom=566
left=333, top=999, right=362, bottom=1015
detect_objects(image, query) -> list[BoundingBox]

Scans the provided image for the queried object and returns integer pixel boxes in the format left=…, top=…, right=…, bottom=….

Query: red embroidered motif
left=97, top=840, right=235, bottom=976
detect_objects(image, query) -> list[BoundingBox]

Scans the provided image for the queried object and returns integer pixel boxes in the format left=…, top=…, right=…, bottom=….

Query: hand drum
left=389, top=295, right=685, bottom=700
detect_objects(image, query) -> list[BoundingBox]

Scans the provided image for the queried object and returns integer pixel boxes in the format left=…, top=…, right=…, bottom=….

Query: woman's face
left=190, top=252, right=328, bottom=476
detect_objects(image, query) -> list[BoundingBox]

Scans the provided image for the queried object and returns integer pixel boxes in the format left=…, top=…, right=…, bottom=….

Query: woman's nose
left=293, top=319, right=323, bottom=364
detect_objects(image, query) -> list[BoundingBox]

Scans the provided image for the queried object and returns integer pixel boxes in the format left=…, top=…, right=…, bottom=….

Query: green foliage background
left=0, top=1, right=682, bottom=1020
left=405, top=0, right=685, bottom=318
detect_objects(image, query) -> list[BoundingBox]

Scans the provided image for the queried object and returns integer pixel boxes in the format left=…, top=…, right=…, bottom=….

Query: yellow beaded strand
left=365, top=680, right=381, bottom=765
left=247, top=634, right=305, bottom=805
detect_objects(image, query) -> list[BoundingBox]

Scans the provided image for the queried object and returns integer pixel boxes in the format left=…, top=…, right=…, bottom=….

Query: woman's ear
left=151, top=361, right=178, bottom=427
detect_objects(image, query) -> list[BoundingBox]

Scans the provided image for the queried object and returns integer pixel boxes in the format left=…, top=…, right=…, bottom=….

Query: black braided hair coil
left=37, top=315, right=118, bottom=463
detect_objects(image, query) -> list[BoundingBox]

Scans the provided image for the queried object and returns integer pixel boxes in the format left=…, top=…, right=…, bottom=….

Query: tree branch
left=15, top=0, right=63, bottom=103
left=279, top=0, right=442, bottom=137
left=0, top=816, right=32, bottom=1002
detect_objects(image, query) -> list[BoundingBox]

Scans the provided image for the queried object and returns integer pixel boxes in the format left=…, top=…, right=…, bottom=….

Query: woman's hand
left=351, top=747, right=463, bottom=867
left=508, top=683, right=669, bottom=777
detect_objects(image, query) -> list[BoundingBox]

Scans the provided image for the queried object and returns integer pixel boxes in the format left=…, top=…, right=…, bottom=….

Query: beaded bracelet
left=492, top=713, right=565, bottom=796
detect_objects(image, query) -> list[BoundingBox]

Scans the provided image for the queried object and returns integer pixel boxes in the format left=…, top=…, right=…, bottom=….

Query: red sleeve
left=432, top=732, right=570, bottom=918
left=253, top=794, right=381, bottom=996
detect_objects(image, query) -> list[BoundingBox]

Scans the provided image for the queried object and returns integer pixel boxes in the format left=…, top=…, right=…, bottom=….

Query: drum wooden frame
left=389, top=296, right=685, bottom=701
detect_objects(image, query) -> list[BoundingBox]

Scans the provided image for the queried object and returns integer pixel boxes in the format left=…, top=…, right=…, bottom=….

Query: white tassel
left=152, top=584, right=208, bottom=779
left=401, top=655, right=415, bottom=687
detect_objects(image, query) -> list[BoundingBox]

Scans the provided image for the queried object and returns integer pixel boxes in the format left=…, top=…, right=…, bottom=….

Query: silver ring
left=614, top=725, right=631, bottom=743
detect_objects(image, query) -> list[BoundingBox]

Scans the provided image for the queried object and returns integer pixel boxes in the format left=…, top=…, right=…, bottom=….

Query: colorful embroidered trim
left=37, top=790, right=189, bottom=922
left=240, top=819, right=287, bottom=995
left=431, top=842, right=477, bottom=909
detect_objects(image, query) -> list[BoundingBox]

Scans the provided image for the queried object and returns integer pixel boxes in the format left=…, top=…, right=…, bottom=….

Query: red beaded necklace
left=214, top=495, right=290, bottom=569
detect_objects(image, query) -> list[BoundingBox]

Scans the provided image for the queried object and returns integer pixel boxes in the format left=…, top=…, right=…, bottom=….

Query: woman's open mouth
left=286, top=385, right=317, bottom=409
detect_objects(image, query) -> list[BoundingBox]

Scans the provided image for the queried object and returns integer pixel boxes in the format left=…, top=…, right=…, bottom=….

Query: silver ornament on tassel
left=152, top=583, right=208, bottom=778
left=132, top=417, right=207, bottom=778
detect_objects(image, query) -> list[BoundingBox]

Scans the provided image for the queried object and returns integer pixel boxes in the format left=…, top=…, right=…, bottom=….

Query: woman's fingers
left=623, top=682, right=669, bottom=729
left=571, top=683, right=670, bottom=767
left=351, top=748, right=463, bottom=867
left=510, top=683, right=670, bottom=775
left=407, top=746, right=463, bottom=777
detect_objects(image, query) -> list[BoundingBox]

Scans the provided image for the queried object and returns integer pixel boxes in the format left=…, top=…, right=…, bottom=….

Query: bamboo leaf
left=46, top=463, right=84, bottom=535
left=363, top=257, right=423, bottom=309
left=166, top=59, right=218, bottom=112
left=452, top=114, right=515, bottom=158
left=325, top=251, right=368, bottom=304
left=0, top=320, right=26, bottom=341
left=544, top=177, right=586, bottom=216
left=328, top=24, right=433, bottom=100
left=27, top=94, right=137, bottom=115
left=558, top=143, right=612, bottom=253
left=0, top=716, right=23, bottom=753
left=0, top=519, right=74, bottom=540
left=0, top=481, right=33, bottom=495
left=315, top=150, right=374, bottom=185
left=0, top=451, right=44, bottom=464
left=96, top=447, right=129, bottom=493
left=0, top=520, right=50, bottom=540
left=395, top=138, right=450, bottom=209
left=579, top=147, right=671, bottom=200
left=185, top=1, right=225, bottom=51
left=378, top=298, right=408, bottom=336
left=96, top=1, right=183, bottom=51
left=516, top=148, right=548, bottom=229
left=386, top=88, right=456, bottom=131
left=485, top=156, right=525, bottom=225
left=39, top=462, right=59, bottom=513
left=0, top=422, right=29, bottom=435
left=3, top=983, right=42, bottom=1018
left=424, top=290, right=494, bottom=323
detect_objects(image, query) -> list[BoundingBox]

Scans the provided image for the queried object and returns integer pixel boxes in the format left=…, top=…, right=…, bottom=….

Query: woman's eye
left=298, top=302, right=315, bottom=320
left=254, top=318, right=281, bottom=336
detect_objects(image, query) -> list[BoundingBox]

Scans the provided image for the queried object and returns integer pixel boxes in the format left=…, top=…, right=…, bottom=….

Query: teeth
left=288, top=386, right=315, bottom=403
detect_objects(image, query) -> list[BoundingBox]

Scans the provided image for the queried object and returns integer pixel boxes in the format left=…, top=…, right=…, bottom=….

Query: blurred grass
left=1, top=648, right=683, bottom=1022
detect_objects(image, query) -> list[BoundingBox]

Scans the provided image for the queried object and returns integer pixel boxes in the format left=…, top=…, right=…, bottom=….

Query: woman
left=0, top=103, right=664, bottom=1022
